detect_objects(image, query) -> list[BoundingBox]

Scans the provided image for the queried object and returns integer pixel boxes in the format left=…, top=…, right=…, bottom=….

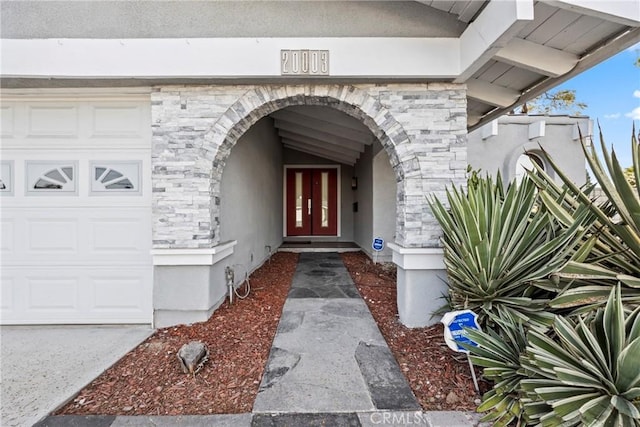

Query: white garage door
left=1, top=92, right=153, bottom=324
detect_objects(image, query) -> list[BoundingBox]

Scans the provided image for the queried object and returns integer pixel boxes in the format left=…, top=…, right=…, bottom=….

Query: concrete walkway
left=1, top=325, right=152, bottom=427
left=254, top=252, right=419, bottom=413
left=30, top=253, right=487, bottom=427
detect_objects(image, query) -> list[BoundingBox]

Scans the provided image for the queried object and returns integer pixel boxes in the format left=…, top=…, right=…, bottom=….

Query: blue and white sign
left=372, top=237, right=385, bottom=252
left=441, top=310, right=481, bottom=353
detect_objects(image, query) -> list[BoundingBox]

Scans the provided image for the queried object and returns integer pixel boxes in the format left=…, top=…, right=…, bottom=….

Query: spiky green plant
left=462, top=312, right=531, bottom=426
left=529, top=127, right=640, bottom=312
left=521, top=285, right=640, bottom=426
left=429, top=174, right=588, bottom=329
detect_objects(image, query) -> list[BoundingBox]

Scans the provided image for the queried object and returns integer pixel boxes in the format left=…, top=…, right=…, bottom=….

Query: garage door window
left=27, top=161, right=77, bottom=194
left=0, top=161, right=13, bottom=195
left=91, top=162, right=140, bottom=194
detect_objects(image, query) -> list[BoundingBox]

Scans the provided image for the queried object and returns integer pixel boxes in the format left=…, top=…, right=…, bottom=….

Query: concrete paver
left=1, top=325, right=152, bottom=427
left=253, top=253, right=419, bottom=413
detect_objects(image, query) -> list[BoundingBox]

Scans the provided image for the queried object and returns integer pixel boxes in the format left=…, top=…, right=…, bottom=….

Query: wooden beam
left=278, top=130, right=366, bottom=153
left=271, top=112, right=372, bottom=144
left=466, top=79, right=521, bottom=108
left=283, top=144, right=355, bottom=165
left=456, top=0, right=534, bottom=83
left=281, top=138, right=360, bottom=163
left=281, top=136, right=361, bottom=158
left=495, top=38, right=579, bottom=77
left=274, top=121, right=369, bottom=148
left=284, top=105, right=371, bottom=134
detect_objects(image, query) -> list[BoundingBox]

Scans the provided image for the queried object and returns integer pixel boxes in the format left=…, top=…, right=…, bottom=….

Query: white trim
left=151, top=240, right=237, bottom=266
left=282, top=164, right=341, bottom=238
left=1, top=38, right=460, bottom=80
left=388, top=243, right=445, bottom=270
left=0, top=87, right=152, bottom=102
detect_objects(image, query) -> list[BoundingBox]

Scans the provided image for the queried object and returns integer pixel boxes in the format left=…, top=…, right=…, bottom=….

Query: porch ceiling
left=434, top=0, right=640, bottom=130
left=271, top=106, right=373, bottom=165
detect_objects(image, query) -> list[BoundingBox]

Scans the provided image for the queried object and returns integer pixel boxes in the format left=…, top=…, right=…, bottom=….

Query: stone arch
left=200, top=84, right=416, bottom=246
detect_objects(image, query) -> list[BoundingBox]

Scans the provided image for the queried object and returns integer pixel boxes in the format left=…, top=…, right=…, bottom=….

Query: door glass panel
left=295, top=172, right=303, bottom=228
left=321, top=171, right=329, bottom=228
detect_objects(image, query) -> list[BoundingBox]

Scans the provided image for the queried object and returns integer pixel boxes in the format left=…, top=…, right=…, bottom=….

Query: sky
left=552, top=42, right=640, bottom=168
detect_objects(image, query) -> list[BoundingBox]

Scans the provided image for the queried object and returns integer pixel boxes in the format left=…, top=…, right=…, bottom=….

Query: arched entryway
left=151, top=83, right=467, bottom=328
left=205, top=85, right=411, bottom=250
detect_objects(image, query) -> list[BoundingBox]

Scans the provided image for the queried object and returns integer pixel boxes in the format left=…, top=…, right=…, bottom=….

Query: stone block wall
left=151, top=83, right=466, bottom=250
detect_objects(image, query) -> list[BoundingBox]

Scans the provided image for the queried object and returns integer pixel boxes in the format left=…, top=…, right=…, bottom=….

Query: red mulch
left=57, top=252, right=299, bottom=416
left=341, top=252, right=488, bottom=411
left=57, top=250, right=485, bottom=416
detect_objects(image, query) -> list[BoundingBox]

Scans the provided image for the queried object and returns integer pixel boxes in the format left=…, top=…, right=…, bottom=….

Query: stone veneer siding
left=151, top=84, right=467, bottom=250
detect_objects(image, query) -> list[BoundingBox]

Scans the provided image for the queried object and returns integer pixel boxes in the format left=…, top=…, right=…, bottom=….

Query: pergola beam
left=495, top=38, right=579, bottom=77
left=466, top=79, right=521, bottom=108
left=456, top=0, right=534, bottom=82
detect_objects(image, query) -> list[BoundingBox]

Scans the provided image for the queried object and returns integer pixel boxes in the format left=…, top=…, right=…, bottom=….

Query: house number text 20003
left=281, top=50, right=329, bottom=76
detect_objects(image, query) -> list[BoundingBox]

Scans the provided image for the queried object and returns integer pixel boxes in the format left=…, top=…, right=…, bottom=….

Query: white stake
left=467, top=353, right=480, bottom=395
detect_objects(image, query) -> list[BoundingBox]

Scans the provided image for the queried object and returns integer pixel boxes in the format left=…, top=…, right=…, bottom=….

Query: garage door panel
left=27, top=105, right=79, bottom=137
left=0, top=95, right=152, bottom=325
left=1, top=105, right=15, bottom=137
left=91, top=275, right=147, bottom=311
left=89, top=217, right=150, bottom=255
left=3, top=208, right=150, bottom=264
left=91, top=105, right=144, bottom=138
left=1, top=218, right=15, bottom=254
left=27, top=218, right=78, bottom=252
left=2, top=267, right=151, bottom=324
left=1, top=277, right=15, bottom=312
left=27, top=276, right=79, bottom=311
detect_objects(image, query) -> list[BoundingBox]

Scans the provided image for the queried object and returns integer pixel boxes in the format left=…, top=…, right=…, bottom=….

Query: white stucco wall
left=354, top=145, right=373, bottom=253
left=220, top=117, right=284, bottom=283
left=372, top=147, right=396, bottom=262
left=468, top=115, right=591, bottom=186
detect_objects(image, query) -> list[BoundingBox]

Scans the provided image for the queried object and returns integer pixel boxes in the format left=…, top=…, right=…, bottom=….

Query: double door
left=286, top=168, right=337, bottom=236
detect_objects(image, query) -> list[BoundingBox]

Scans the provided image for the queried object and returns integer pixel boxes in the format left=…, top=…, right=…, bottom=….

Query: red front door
left=286, top=168, right=338, bottom=236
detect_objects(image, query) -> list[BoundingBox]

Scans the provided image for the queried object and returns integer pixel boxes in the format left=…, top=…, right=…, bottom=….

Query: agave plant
left=529, top=126, right=640, bottom=312
left=462, top=312, right=531, bottom=426
left=429, top=173, right=588, bottom=329
left=521, top=285, right=640, bottom=426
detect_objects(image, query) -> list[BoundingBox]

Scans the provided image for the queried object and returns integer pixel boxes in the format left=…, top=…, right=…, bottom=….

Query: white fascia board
left=1, top=37, right=460, bottom=79
left=151, top=240, right=237, bottom=266
left=495, top=38, right=579, bottom=77
left=542, top=0, right=640, bottom=26
left=456, top=0, right=535, bottom=82
left=387, top=243, right=445, bottom=270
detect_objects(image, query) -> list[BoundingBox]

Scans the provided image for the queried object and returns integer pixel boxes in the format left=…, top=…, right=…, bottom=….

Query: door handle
left=308, top=198, right=311, bottom=215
